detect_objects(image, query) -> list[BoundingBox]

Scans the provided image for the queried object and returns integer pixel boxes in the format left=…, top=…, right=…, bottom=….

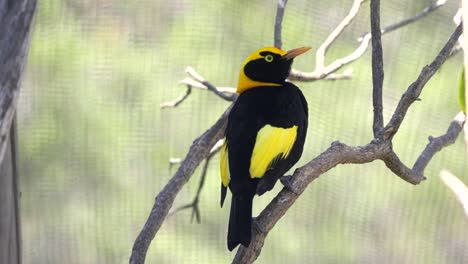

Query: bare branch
left=289, top=0, right=447, bottom=82
left=130, top=107, right=230, bottom=264
left=289, top=33, right=369, bottom=81
left=185, top=66, right=237, bottom=101
left=440, top=170, right=468, bottom=217
left=168, top=141, right=223, bottom=223
left=232, top=3, right=461, bottom=262
left=140, top=1, right=460, bottom=263
left=413, top=112, right=466, bottom=175
left=315, top=0, right=365, bottom=71
left=233, top=141, right=388, bottom=263
left=382, top=111, right=465, bottom=185
left=179, top=77, right=236, bottom=94
left=358, top=0, right=447, bottom=41
left=381, top=150, right=425, bottom=184
left=274, top=0, right=288, bottom=48
left=234, top=110, right=465, bottom=262
left=160, top=67, right=236, bottom=109
left=381, top=0, right=446, bottom=35
left=383, top=24, right=463, bottom=140
left=160, top=85, right=192, bottom=109
left=370, top=0, right=384, bottom=136
left=164, top=0, right=446, bottom=110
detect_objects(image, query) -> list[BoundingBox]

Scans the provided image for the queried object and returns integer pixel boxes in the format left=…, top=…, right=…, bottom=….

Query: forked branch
left=232, top=1, right=463, bottom=262
left=130, top=0, right=459, bottom=263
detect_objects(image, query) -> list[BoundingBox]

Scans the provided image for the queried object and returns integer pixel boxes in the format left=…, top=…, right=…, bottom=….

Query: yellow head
left=237, top=46, right=311, bottom=94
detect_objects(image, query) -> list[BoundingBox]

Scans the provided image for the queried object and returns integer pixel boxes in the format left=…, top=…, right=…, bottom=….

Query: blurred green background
left=18, top=0, right=467, bottom=263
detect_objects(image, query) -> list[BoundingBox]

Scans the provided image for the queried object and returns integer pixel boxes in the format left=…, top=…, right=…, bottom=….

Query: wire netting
left=18, top=0, right=467, bottom=263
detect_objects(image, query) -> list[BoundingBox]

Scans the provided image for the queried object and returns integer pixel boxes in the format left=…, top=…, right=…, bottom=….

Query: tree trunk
left=0, top=1, right=37, bottom=263
left=0, top=119, right=20, bottom=264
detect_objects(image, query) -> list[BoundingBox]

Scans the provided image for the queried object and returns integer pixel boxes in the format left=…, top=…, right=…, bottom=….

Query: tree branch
left=233, top=141, right=388, bottom=263
left=383, top=24, right=463, bottom=140
left=130, top=108, right=230, bottom=264
left=413, top=112, right=466, bottom=175
left=185, top=66, right=237, bottom=102
left=289, top=0, right=447, bottom=82
left=440, top=170, right=468, bottom=217
left=381, top=0, right=447, bottom=35
left=232, top=5, right=462, bottom=264
left=160, top=67, right=237, bottom=109
left=370, top=0, right=384, bottom=136
left=168, top=140, right=223, bottom=223
left=289, top=0, right=366, bottom=81
left=163, top=0, right=446, bottom=109
left=274, top=0, right=288, bottom=49
left=133, top=1, right=460, bottom=262
left=160, top=85, right=192, bottom=109
left=315, top=0, right=365, bottom=71
left=381, top=149, right=425, bottom=184
left=358, top=0, right=447, bottom=41
left=234, top=111, right=465, bottom=263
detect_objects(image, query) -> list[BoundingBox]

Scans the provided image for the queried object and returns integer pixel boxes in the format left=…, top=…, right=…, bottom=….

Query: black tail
left=227, top=194, right=254, bottom=251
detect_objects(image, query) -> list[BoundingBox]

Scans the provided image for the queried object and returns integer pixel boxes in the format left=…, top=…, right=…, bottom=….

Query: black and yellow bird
left=220, top=46, right=310, bottom=251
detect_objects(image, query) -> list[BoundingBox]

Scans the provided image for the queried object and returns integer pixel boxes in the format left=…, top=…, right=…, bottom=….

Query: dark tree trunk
left=0, top=1, right=37, bottom=263
left=0, top=119, right=20, bottom=264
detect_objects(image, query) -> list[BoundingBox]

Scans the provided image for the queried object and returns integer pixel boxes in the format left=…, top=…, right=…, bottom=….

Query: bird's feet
left=280, top=175, right=299, bottom=195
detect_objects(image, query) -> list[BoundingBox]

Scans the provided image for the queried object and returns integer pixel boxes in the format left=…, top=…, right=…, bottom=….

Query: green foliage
left=459, top=67, right=466, bottom=113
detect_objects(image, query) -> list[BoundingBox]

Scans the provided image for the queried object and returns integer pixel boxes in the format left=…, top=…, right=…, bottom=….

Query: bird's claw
left=280, top=175, right=298, bottom=194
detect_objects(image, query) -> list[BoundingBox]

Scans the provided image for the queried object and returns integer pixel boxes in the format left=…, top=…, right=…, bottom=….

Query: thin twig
left=130, top=107, right=230, bottom=264
left=179, top=77, right=236, bottom=94
left=413, top=112, right=466, bottom=175
left=440, top=170, right=468, bottom=217
left=315, top=0, right=365, bottom=71
left=289, top=0, right=447, bottom=82
left=370, top=0, right=384, bottom=136
left=383, top=24, right=463, bottom=140
left=274, top=0, right=288, bottom=48
left=185, top=66, right=237, bottom=102
left=160, top=85, right=192, bottom=109
left=358, top=0, right=447, bottom=41
left=384, top=0, right=446, bottom=36
left=161, top=68, right=236, bottom=109
left=169, top=141, right=223, bottom=223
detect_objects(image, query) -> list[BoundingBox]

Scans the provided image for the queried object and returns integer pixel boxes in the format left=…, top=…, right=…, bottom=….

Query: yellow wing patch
left=220, top=140, right=230, bottom=187
left=250, top=125, right=298, bottom=178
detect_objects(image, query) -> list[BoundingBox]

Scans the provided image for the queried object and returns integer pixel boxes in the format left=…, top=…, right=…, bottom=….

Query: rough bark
left=0, top=1, right=37, bottom=263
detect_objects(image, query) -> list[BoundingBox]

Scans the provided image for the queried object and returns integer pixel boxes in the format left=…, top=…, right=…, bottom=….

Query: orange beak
left=282, top=46, right=311, bottom=60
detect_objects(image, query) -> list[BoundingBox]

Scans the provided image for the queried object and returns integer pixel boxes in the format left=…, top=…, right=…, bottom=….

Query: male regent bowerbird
left=220, top=46, right=310, bottom=251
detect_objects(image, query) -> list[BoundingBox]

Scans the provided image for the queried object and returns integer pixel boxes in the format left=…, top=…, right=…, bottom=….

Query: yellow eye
left=264, top=55, right=274, bottom=62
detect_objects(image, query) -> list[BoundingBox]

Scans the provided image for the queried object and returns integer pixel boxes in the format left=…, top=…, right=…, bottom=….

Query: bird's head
left=237, top=46, right=311, bottom=94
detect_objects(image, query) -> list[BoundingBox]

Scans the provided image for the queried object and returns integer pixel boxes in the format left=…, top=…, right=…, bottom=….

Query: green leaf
left=459, top=67, right=466, bottom=113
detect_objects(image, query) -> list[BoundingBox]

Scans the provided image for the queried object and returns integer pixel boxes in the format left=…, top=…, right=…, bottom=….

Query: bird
left=220, top=46, right=310, bottom=251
